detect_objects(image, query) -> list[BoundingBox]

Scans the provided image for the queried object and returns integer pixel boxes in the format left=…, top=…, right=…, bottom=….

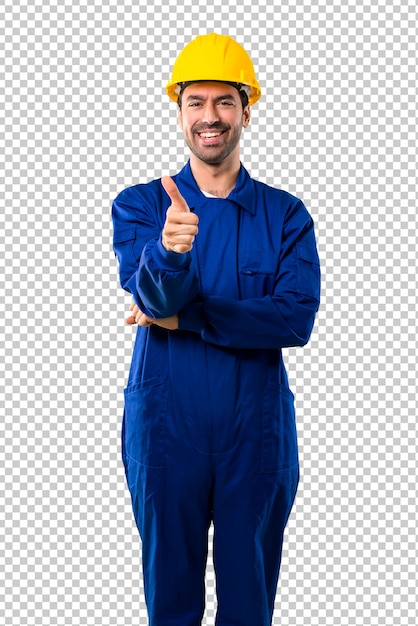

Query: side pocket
left=261, top=383, right=299, bottom=473
left=296, top=241, right=321, bottom=301
left=123, top=377, right=167, bottom=469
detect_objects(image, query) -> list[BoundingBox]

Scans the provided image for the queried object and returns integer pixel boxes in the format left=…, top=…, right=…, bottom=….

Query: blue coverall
left=112, top=161, right=320, bottom=626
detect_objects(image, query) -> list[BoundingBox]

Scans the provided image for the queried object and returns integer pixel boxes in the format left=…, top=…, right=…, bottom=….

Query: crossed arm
left=116, top=176, right=320, bottom=349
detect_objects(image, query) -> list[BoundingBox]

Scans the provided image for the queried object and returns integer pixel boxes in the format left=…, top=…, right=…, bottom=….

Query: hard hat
left=166, top=33, right=262, bottom=106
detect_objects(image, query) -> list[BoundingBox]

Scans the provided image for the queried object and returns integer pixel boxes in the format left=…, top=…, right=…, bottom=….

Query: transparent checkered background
left=1, top=0, right=417, bottom=624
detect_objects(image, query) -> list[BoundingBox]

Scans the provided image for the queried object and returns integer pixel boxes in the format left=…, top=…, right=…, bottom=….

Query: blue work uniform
left=112, top=161, right=320, bottom=626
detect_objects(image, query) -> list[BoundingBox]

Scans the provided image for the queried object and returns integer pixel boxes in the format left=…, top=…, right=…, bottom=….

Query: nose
left=202, top=102, right=219, bottom=125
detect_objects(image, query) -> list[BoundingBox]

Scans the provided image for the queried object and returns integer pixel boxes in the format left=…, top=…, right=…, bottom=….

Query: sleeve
left=178, top=200, right=320, bottom=350
left=112, top=185, right=200, bottom=318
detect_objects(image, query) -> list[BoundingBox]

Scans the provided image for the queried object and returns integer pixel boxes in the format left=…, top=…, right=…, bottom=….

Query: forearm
left=178, top=293, right=319, bottom=350
left=133, top=237, right=200, bottom=318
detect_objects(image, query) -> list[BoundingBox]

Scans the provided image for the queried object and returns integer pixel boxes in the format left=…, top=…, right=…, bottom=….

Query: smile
left=197, top=130, right=226, bottom=138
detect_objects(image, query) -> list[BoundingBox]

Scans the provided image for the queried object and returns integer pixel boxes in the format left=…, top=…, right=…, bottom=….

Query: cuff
left=152, top=237, right=191, bottom=271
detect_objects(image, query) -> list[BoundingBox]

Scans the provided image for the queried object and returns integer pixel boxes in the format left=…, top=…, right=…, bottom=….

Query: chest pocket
left=239, top=250, right=277, bottom=299
left=113, top=226, right=136, bottom=252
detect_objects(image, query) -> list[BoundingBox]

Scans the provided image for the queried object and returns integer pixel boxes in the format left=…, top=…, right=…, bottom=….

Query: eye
left=188, top=101, right=202, bottom=108
left=219, top=100, right=234, bottom=107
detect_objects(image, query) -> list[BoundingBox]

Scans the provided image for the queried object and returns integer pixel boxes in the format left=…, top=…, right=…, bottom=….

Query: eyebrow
left=185, top=94, right=236, bottom=102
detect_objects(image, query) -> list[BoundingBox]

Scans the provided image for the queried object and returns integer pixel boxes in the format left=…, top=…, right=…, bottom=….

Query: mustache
left=193, top=123, right=229, bottom=133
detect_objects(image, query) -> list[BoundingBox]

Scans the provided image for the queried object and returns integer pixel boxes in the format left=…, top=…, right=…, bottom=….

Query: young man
left=112, top=32, right=320, bottom=626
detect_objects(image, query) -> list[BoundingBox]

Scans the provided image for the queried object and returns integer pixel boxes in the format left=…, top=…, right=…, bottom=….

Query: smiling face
left=177, top=82, right=251, bottom=166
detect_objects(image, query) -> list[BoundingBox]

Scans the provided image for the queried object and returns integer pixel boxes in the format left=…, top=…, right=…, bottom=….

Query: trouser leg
left=213, top=463, right=299, bottom=626
left=209, top=378, right=300, bottom=625
left=124, top=446, right=212, bottom=626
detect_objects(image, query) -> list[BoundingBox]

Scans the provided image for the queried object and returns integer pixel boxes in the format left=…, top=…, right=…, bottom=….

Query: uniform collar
left=175, top=160, right=256, bottom=214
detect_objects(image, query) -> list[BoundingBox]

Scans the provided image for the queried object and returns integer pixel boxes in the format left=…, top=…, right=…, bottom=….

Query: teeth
left=199, top=132, right=222, bottom=138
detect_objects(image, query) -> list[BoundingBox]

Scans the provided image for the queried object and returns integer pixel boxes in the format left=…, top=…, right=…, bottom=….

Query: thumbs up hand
left=161, top=176, right=199, bottom=253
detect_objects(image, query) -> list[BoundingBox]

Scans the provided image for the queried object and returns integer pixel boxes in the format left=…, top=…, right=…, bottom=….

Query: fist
left=161, top=176, right=199, bottom=254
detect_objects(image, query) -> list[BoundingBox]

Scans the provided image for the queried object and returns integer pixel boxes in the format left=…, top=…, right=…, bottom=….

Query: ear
left=177, top=107, right=183, bottom=130
left=242, top=105, right=251, bottom=129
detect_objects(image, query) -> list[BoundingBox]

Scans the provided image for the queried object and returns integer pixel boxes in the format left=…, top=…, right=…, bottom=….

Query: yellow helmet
left=166, top=33, right=262, bottom=106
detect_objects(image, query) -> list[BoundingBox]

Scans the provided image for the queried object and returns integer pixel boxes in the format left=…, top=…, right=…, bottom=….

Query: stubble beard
left=185, top=124, right=243, bottom=165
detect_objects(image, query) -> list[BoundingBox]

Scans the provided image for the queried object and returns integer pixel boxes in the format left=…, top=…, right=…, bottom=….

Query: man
left=112, top=32, right=320, bottom=626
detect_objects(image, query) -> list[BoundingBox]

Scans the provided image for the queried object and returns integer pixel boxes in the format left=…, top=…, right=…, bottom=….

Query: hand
left=126, top=301, right=179, bottom=331
left=161, top=176, right=199, bottom=254
left=126, top=301, right=152, bottom=326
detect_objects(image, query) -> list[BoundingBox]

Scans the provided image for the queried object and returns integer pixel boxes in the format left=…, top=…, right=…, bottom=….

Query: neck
left=189, top=153, right=241, bottom=199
